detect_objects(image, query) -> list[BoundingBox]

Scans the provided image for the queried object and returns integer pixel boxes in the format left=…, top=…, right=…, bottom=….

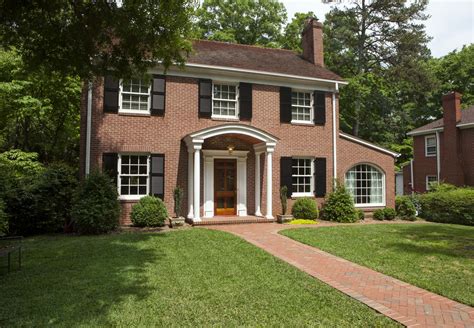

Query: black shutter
left=313, top=91, right=326, bottom=125
left=150, top=154, right=165, bottom=200
left=102, top=153, right=118, bottom=184
left=314, top=157, right=327, bottom=197
left=239, top=82, right=252, bottom=120
left=198, top=79, right=212, bottom=118
left=280, top=157, right=293, bottom=198
left=280, top=87, right=292, bottom=123
left=151, top=75, right=165, bottom=116
left=103, top=76, right=119, bottom=113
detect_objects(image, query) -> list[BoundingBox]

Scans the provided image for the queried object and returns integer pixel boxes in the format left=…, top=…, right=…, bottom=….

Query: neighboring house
left=403, top=92, right=474, bottom=194
left=80, top=18, right=399, bottom=225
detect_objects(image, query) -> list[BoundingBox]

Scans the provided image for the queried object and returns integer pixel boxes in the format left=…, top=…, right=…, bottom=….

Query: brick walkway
left=208, top=223, right=474, bottom=328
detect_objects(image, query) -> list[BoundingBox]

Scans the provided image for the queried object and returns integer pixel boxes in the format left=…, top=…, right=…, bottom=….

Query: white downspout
left=410, top=159, right=414, bottom=195
left=332, top=83, right=338, bottom=188
left=85, top=81, right=93, bottom=176
left=436, top=131, right=441, bottom=181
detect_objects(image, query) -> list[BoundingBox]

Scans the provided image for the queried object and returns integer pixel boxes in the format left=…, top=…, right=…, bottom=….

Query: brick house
left=80, top=19, right=398, bottom=225
left=403, top=92, right=474, bottom=193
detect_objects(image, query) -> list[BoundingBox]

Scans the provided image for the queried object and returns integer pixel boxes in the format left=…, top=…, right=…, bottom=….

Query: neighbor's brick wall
left=411, top=134, right=438, bottom=193
left=460, top=128, right=474, bottom=186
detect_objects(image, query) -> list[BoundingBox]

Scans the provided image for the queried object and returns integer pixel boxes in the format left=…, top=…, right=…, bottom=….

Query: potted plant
left=277, top=186, right=293, bottom=223
left=170, top=187, right=185, bottom=227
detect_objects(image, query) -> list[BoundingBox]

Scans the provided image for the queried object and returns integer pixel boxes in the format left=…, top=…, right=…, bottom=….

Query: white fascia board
left=457, top=122, right=474, bottom=129
left=339, top=132, right=400, bottom=157
left=406, top=127, right=443, bottom=136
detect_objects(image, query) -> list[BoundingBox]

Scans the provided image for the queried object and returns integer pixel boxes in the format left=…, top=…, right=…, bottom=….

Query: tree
left=0, top=0, right=196, bottom=78
left=281, top=12, right=316, bottom=52
left=196, top=0, right=287, bottom=47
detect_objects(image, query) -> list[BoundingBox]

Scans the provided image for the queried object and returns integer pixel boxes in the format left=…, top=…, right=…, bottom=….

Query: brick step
left=192, top=218, right=276, bottom=226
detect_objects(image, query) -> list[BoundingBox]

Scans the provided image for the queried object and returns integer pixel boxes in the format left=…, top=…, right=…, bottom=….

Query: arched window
left=345, top=164, right=385, bottom=206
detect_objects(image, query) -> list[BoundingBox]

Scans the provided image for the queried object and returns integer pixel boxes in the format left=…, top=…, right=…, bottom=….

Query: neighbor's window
left=291, top=91, right=312, bottom=123
left=118, top=154, right=149, bottom=199
left=426, top=175, right=438, bottom=190
left=120, top=79, right=150, bottom=113
left=345, top=164, right=385, bottom=206
left=425, top=135, right=437, bottom=157
left=212, top=83, right=238, bottom=118
left=292, top=158, right=313, bottom=196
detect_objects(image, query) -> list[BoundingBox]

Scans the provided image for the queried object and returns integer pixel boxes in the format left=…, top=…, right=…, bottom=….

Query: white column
left=193, top=145, right=201, bottom=221
left=254, top=152, right=263, bottom=217
left=265, top=148, right=274, bottom=219
left=187, top=147, right=194, bottom=219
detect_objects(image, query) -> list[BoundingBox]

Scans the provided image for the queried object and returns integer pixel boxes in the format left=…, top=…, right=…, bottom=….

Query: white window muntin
left=212, top=82, right=239, bottom=119
left=425, top=135, right=437, bottom=157
left=426, top=175, right=438, bottom=190
left=291, top=157, right=314, bottom=197
left=118, top=154, right=150, bottom=200
left=291, top=90, right=313, bottom=124
left=345, top=164, right=385, bottom=207
left=119, top=79, right=151, bottom=114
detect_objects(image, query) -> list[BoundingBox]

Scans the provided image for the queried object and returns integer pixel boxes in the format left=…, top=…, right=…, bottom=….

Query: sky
left=282, top=0, right=474, bottom=58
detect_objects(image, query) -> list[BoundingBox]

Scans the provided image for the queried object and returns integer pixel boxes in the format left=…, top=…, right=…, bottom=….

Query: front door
left=214, top=159, right=237, bottom=215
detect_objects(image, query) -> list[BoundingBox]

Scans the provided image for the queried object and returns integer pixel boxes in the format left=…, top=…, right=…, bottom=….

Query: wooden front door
left=214, top=159, right=237, bottom=215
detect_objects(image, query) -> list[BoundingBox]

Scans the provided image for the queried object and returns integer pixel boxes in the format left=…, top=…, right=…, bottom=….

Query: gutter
left=85, top=81, right=92, bottom=176
left=332, top=83, right=338, bottom=187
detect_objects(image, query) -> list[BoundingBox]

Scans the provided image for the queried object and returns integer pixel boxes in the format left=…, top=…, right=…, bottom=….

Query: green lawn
left=281, top=223, right=474, bottom=306
left=0, top=229, right=397, bottom=327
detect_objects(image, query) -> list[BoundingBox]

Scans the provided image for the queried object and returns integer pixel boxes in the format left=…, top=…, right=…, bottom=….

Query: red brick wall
left=411, top=134, right=438, bottom=193
left=460, top=128, right=474, bottom=186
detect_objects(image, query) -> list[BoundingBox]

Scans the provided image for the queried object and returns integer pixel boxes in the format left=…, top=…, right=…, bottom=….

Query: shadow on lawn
left=0, top=233, right=168, bottom=327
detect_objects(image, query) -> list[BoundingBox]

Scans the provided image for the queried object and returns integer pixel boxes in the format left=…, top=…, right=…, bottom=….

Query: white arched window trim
left=345, top=163, right=386, bottom=207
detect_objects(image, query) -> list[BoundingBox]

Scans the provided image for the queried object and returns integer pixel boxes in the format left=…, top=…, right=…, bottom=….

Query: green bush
left=395, top=196, right=417, bottom=221
left=173, top=187, right=184, bottom=218
left=131, top=196, right=168, bottom=227
left=373, top=209, right=385, bottom=220
left=291, top=198, right=319, bottom=220
left=71, top=171, right=120, bottom=234
left=321, top=182, right=358, bottom=223
left=419, top=187, right=474, bottom=226
left=356, top=209, right=365, bottom=220
left=383, top=208, right=396, bottom=220
left=0, top=200, right=8, bottom=237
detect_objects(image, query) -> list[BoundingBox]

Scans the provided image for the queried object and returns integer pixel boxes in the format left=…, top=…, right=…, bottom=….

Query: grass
left=281, top=223, right=474, bottom=306
left=0, top=229, right=398, bottom=327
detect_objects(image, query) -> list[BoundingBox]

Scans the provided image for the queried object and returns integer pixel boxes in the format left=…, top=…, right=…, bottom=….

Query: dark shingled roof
left=409, top=105, right=474, bottom=134
left=188, top=40, right=344, bottom=82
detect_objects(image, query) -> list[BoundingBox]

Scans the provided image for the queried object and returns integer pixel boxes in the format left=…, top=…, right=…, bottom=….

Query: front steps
left=191, top=217, right=276, bottom=226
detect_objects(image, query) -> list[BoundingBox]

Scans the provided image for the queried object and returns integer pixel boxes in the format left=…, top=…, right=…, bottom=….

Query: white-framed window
left=345, top=164, right=385, bottom=207
left=212, top=83, right=239, bottom=118
left=118, top=154, right=149, bottom=200
left=291, top=157, right=314, bottom=197
left=291, top=90, right=313, bottom=124
left=119, top=79, right=151, bottom=114
left=425, top=135, right=437, bottom=157
left=426, top=175, right=438, bottom=190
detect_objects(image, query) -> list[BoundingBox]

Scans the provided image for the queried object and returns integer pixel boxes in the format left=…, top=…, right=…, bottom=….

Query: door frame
left=202, top=150, right=248, bottom=218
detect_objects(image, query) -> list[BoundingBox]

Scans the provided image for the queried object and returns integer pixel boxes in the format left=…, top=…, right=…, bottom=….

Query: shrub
left=291, top=198, right=319, bottom=220
left=395, top=196, right=417, bottom=221
left=383, top=208, right=396, bottom=220
left=419, top=187, right=474, bottom=226
left=321, top=182, right=358, bottom=223
left=71, top=171, right=120, bottom=234
left=173, top=187, right=184, bottom=218
left=280, top=186, right=288, bottom=215
left=428, top=182, right=457, bottom=193
left=373, top=209, right=385, bottom=220
left=356, top=209, right=365, bottom=220
left=131, top=196, right=168, bottom=227
left=0, top=200, right=8, bottom=237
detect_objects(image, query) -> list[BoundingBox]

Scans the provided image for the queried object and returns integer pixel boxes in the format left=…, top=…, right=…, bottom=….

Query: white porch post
left=187, top=146, right=194, bottom=219
left=193, top=144, right=202, bottom=221
left=265, top=147, right=274, bottom=219
left=254, top=152, right=263, bottom=217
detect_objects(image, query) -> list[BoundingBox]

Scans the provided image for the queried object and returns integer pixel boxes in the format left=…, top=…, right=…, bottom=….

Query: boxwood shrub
left=395, top=196, right=417, bottom=221
left=383, top=208, right=396, bottom=220
left=356, top=209, right=365, bottom=220
left=373, top=209, right=385, bottom=220
left=321, top=182, right=358, bottom=223
left=131, top=196, right=168, bottom=227
left=291, top=198, right=319, bottom=220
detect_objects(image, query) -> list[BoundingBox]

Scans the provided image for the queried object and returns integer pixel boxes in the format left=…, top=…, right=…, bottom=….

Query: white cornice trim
left=457, top=122, right=474, bottom=129
left=406, top=127, right=443, bottom=136
left=339, top=132, right=400, bottom=157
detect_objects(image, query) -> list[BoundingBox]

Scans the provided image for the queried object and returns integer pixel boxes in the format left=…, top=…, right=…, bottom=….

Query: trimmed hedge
left=356, top=209, right=365, bottom=220
left=131, top=196, right=168, bottom=227
left=384, top=208, right=396, bottom=220
left=291, top=198, right=319, bottom=220
left=395, top=196, right=417, bottom=221
left=373, top=209, right=385, bottom=220
left=322, top=182, right=358, bottom=223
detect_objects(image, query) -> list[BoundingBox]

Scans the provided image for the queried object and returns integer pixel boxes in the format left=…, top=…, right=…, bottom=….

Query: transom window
left=291, top=91, right=312, bottom=123
left=425, top=135, right=437, bottom=157
left=212, top=83, right=238, bottom=118
left=118, top=154, right=149, bottom=199
left=292, top=158, right=313, bottom=196
left=426, top=175, right=438, bottom=190
left=120, top=79, right=150, bottom=113
left=345, top=164, right=385, bottom=206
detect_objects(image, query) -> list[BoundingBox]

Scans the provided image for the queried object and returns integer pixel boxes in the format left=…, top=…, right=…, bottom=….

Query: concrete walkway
left=208, top=223, right=474, bottom=328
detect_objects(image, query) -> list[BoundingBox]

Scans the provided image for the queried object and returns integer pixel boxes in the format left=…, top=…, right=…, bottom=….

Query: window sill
left=355, top=203, right=386, bottom=208
left=425, top=154, right=436, bottom=157
left=291, top=193, right=314, bottom=198
left=118, top=111, right=151, bottom=117
left=118, top=195, right=147, bottom=201
left=211, top=116, right=240, bottom=122
left=291, top=121, right=314, bottom=126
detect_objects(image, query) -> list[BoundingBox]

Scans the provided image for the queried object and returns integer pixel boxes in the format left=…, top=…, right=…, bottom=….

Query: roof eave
left=339, top=132, right=400, bottom=158
left=406, top=127, right=443, bottom=136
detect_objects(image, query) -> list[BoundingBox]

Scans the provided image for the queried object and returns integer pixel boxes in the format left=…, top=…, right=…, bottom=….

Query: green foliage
left=280, top=186, right=288, bottom=215
left=322, top=182, right=358, bottom=223
left=373, top=209, right=385, bottom=221
left=291, top=198, right=318, bottom=220
left=0, top=200, right=8, bottom=236
left=419, top=187, right=474, bottom=226
left=356, top=209, right=364, bottom=220
left=0, top=149, right=44, bottom=180
left=173, top=187, right=184, bottom=218
left=383, top=208, right=396, bottom=220
left=428, top=182, right=457, bottom=193
left=131, top=196, right=168, bottom=227
left=395, top=196, right=417, bottom=221
left=289, top=219, right=318, bottom=225
left=281, top=12, right=316, bottom=52
left=72, top=171, right=120, bottom=234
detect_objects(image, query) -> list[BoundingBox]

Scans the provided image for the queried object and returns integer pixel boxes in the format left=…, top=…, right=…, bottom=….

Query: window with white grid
left=212, top=83, right=238, bottom=118
left=426, top=175, right=438, bottom=190
left=425, top=135, right=437, bottom=157
left=291, top=91, right=312, bottom=123
left=118, top=154, right=149, bottom=199
left=120, top=79, right=150, bottom=113
left=292, top=158, right=313, bottom=196
left=345, top=164, right=385, bottom=206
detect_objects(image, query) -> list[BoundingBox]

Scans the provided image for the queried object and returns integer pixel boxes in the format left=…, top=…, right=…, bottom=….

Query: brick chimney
left=440, top=91, right=464, bottom=185
left=302, top=18, right=324, bottom=66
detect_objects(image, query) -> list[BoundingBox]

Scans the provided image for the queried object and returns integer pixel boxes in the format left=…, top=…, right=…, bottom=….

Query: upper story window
left=345, top=164, right=385, bottom=207
left=212, top=83, right=239, bottom=118
left=292, top=157, right=314, bottom=197
left=291, top=91, right=313, bottom=123
left=120, top=79, right=150, bottom=114
left=425, top=135, right=437, bottom=157
left=118, top=154, right=149, bottom=199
